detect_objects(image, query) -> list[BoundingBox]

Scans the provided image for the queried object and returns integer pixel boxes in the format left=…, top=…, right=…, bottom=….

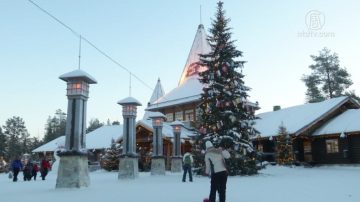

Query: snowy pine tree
left=275, top=124, right=294, bottom=166
left=197, top=1, right=258, bottom=175
left=100, top=139, right=121, bottom=171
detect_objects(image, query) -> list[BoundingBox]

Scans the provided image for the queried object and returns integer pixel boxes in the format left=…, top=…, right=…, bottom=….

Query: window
left=304, top=141, right=312, bottom=153
left=257, top=144, right=263, bottom=152
left=326, top=139, right=339, bottom=153
left=184, top=109, right=194, bottom=121
left=175, top=111, right=183, bottom=121
left=165, top=113, right=173, bottom=122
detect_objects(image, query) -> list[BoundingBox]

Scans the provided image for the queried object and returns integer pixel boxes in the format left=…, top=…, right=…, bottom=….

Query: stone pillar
left=56, top=69, right=97, bottom=189
left=117, top=97, right=142, bottom=179
left=149, top=112, right=166, bottom=175
left=170, top=121, right=184, bottom=172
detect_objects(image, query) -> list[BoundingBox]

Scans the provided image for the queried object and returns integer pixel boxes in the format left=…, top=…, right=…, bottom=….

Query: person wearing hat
left=204, top=141, right=230, bottom=202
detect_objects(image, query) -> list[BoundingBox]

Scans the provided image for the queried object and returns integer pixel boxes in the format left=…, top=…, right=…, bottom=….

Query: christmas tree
left=197, top=1, right=258, bottom=175
left=100, top=139, right=121, bottom=171
left=275, top=124, right=294, bottom=166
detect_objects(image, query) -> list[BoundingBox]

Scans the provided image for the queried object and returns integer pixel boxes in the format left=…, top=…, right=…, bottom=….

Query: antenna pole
left=78, top=35, right=82, bottom=69
left=200, top=5, right=202, bottom=24
left=129, top=72, right=132, bottom=96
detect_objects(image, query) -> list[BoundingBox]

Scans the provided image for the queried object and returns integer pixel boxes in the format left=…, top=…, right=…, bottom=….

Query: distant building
left=253, top=96, right=360, bottom=164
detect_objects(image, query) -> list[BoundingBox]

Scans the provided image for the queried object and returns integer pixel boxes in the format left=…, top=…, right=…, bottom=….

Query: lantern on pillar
left=117, top=96, right=142, bottom=179
left=117, top=97, right=142, bottom=156
left=170, top=120, right=184, bottom=173
left=149, top=112, right=166, bottom=175
left=56, top=69, right=97, bottom=189
left=59, top=69, right=97, bottom=152
left=149, top=112, right=166, bottom=157
left=170, top=120, right=184, bottom=157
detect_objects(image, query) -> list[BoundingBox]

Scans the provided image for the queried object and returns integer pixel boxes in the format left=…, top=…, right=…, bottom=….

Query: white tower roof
left=178, top=24, right=211, bottom=86
left=146, top=24, right=211, bottom=111
left=149, top=78, right=165, bottom=104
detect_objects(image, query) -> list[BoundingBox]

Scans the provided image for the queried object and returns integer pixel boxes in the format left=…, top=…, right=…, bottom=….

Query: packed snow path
left=1, top=165, right=359, bottom=202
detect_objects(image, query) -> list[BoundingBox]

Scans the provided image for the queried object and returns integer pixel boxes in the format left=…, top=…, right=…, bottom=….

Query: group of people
left=182, top=141, right=230, bottom=202
left=10, top=157, right=52, bottom=182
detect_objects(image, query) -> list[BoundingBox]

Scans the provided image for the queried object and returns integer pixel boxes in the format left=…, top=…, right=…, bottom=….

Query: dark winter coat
left=11, top=160, right=23, bottom=170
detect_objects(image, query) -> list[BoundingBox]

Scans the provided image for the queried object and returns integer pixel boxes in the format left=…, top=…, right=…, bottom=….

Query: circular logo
left=305, top=10, right=325, bottom=31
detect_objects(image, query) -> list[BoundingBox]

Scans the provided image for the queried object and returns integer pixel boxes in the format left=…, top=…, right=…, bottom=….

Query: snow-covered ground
left=1, top=165, right=359, bottom=202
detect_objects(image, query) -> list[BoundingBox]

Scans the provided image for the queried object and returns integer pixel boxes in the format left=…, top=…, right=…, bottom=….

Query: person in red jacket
left=40, top=159, right=51, bottom=180
left=32, top=163, right=39, bottom=180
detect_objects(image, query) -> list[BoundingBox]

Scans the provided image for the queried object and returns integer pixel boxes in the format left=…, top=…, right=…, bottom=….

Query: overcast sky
left=1, top=0, right=359, bottom=138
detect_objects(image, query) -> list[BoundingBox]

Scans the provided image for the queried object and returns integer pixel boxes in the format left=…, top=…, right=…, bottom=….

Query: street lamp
left=149, top=112, right=166, bottom=175
left=117, top=96, right=142, bottom=179
left=170, top=120, right=184, bottom=173
left=56, top=69, right=97, bottom=189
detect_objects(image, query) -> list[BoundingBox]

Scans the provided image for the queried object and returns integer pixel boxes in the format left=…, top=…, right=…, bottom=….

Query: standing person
left=40, top=158, right=51, bottom=180
left=23, top=161, right=33, bottom=181
left=182, top=152, right=193, bottom=182
left=32, top=163, right=39, bottom=181
left=10, top=156, right=23, bottom=182
left=204, top=141, right=230, bottom=202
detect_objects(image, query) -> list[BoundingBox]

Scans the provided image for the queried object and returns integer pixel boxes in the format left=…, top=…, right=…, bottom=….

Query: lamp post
left=56, top=69, right=97, bottom=188
left=117, top=96, right=141, bottom=179
left=149, top=112, right=166, bottom=175
left=170, top=120, right=184, bottom=172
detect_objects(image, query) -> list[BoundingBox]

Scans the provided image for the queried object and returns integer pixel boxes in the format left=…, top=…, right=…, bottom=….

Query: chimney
left=273, top=105, right=281, bottom=111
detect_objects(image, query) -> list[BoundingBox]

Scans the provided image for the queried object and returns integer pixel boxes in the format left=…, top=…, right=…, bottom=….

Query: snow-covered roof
left=170, top=120, right=184, bottom=127
left=148, top=112, right=166, bottom=119
left=254, top=96, right=353, bottom=137
left=313, top=109, right=360, bottom=136
left=146, top=77, right=202, bottom=110
left=32, top=125, right=122, bottom=153
left=32, top=136, right=65, bottom=152
left=86, top=125, right=123, bottom=149
left=117, top=96, right=142, bottom=106
left=59, top=69, right=97, bottom=84
left=137, top=119, right=194, bottom=139
left=33, top=121, right=194, bottom=153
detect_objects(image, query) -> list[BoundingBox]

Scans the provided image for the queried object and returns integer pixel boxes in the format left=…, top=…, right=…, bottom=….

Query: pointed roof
left=178, top=24, right=211, bottom=86
left=149, top=78, right=165, bottom=104
left=143, top=79, right=165, bottom=120
left=146, top=24, right=210, bottom=111
left=147, top=77, right=203, bottom=110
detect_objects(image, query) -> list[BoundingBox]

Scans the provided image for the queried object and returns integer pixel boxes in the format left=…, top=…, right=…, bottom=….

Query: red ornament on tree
left=222, top=65, right=228, bottom=73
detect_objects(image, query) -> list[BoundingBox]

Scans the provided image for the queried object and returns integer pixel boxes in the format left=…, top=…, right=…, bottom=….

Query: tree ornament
left=222, top=65, right=228, bottom=73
